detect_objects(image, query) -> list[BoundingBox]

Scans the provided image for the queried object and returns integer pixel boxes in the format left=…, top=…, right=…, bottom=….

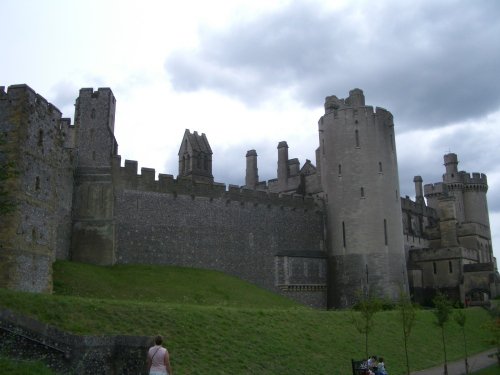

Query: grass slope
left=0, top=261, right=497, bottom=375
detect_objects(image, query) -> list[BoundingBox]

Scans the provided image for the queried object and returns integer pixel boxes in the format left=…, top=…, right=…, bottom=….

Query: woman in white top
left=147, top=335, right=173, bottom=375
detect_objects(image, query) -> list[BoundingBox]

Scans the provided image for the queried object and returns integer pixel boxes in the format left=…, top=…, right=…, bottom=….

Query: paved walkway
left=410, top=349, right=498, bottom=375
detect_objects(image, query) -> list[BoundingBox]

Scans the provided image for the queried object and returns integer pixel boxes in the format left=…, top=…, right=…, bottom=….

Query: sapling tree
left=398, top=288, right=417, bottom=375
left=350, top=290, right=382, bottom=359
left=433, top=293, right=453, bottom=375
left=454, top=308, right=469, bottom=374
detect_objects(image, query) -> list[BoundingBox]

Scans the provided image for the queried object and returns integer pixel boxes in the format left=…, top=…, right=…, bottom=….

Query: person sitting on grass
left=376, top=357, right=387, bottom=375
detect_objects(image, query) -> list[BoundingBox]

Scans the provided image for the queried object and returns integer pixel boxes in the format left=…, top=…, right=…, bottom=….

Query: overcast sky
left=2, top=0, right=500, bottom=260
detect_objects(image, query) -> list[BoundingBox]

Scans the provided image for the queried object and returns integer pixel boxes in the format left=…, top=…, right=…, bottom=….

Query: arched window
left=378, top=162, right=383, bottom=173
left=360, top=187, right=365, bottom=198
left=338, top=164, right=342, bottom=175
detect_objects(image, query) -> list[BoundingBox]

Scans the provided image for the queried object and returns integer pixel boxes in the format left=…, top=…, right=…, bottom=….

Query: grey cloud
left=165, top=0, right=500, bottom=131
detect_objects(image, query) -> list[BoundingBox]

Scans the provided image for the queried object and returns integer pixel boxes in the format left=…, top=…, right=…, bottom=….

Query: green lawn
left=0, top=261, right=498, bottom=374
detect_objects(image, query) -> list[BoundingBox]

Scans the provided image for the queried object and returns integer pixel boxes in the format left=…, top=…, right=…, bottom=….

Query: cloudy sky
left=2, top=0, right=500, bottom=260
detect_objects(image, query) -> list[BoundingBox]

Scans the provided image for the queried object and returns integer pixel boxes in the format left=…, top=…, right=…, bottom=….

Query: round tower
left=442, top=153, right=465, bottom=223
left=318, top=89, right=407, bottom=308
left=245, top=149, right=259, bottom=189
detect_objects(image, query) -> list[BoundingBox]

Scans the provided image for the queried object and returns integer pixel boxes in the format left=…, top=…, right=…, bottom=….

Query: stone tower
left=318, top=88, right=407, bottom=308
left=0, top=85, right=75, bottom=292
left=245, top=149, right=259, bottom=188
left=71, top=88, right=117, bottom=265
left=424, top=153, right=493, bottom=263
left=177, top=129, right=213, bottom=183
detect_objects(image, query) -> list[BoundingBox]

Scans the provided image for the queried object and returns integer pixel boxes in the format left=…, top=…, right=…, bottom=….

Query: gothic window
left=355, top=130, right=360, bottom=147
left=384, top=219, right=388, bottom=245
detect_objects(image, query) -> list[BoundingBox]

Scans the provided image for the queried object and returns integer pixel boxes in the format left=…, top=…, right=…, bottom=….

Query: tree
left=398, top=288, right=417, bottom=375
left=350, top=290, right=382, bottom=359
left=433, top=293, right=453, bottom=375
left=454, top=308, right=470, bottom=374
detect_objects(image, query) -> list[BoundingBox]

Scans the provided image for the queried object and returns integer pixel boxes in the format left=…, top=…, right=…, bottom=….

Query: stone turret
left=413, top=176, right=424, bottom=205
left=318, top=89, right=407, bottom=308
left=178, top=129, right=214, bottom=184
left=245, top=149, right=259, bottom=189
left=277, top=141, right=289, bottom=189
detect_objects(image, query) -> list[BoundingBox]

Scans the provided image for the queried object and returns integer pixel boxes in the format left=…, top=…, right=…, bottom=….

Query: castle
left=0, top=84, right=498, bottom=309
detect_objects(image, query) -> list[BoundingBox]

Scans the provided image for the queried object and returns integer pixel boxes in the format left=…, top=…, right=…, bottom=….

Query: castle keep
left=0, top=84, right=498, bottom=308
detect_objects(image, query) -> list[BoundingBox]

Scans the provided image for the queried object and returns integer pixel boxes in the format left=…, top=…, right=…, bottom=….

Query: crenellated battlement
left=112, top=156, right=320, bottom=211
left=0, top=84, right=62, bottom=117
left=78, top=87, right=114, bottom=99
left=401, top=196, right=436, bottom=216
left=463, top=172, right=488, bottom=186
left=424, top=182, right=447, bottom=197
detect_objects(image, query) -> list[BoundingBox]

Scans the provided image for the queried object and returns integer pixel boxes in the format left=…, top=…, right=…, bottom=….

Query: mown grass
left=0, top=261, right=498, bottom=375
left=0, top=356, right=55, bottom=374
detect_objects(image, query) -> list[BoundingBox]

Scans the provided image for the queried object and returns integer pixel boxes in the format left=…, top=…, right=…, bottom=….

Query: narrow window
left=360, top=187, right=365, bottom=198
left=91, top=108, right=96, bottom=119
left=35, top=176, right=40, bottom=190
left=342, top=222, right=346, bottom=248
left=433, top=262, right=437, bottom=274
left=384, top=219, right=388, bottom=245
left=448, top=261, right=453, bottom=273
left=38, top=129, right=43, bottom=147
left=338, top=164, right=342, bottom=175
left=378, top=162, right=383, bottom=173
left=355, top=129, right=360, bottom=147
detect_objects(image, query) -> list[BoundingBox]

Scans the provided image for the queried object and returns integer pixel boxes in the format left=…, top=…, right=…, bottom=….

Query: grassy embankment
left=0, top=261, right=497, bottom=374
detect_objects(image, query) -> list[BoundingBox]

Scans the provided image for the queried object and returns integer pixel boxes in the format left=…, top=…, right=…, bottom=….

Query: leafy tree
left=350, top=290, right=382, bottom=359
left=433, top=292, right=453, bottom=375
left=454, top=308, right=469, bottom=374
left=398, top=288, right=417, bottom=375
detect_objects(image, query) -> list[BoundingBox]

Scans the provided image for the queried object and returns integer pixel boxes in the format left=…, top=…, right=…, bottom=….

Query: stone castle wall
left=110, top=161, right=328, bottom=308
